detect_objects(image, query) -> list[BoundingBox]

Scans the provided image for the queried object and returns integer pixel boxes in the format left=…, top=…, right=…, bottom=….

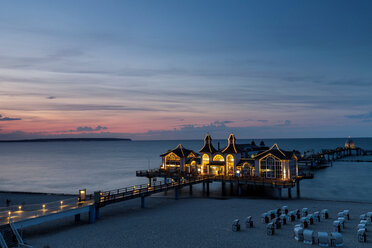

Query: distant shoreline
left=0, top=138, right=132, bottom=143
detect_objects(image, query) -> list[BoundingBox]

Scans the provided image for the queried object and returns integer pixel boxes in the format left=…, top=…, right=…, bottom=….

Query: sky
left=1, top=0, right=372, bottom=140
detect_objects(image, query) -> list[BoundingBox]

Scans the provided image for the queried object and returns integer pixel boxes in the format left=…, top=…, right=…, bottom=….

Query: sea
left=0, top=138, right=372, bottom=203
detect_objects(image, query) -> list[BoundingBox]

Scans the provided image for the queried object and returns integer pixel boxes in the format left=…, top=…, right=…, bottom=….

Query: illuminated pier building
left=161, top=134, right=298, bottom=180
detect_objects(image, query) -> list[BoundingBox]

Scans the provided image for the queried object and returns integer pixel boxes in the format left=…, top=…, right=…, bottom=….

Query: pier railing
left=0, top=197, right=93, bottom=226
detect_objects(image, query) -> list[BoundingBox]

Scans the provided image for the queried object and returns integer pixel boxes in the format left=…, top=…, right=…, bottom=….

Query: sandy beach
left=3, top=186, right=368, bottom=248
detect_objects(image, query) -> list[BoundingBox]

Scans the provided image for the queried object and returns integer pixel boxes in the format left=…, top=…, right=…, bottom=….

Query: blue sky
left=0, top=0, right=372, bottom=140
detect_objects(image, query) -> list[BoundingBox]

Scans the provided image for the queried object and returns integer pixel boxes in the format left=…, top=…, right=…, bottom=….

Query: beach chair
left=261, top=213, right=270, bottom=224
left=232, top=219, right=240, bottom=232
left=314, top=211, right=320, bottom=222
left=267, top=222, right=275, bottom=235
left=343, top=210, right=350, bottom=220
left=276, top=208, right=282, bottom=217
left=337, top=217, right=345, bottom=229
left=358, top=223, right=367, bottom=232
left=245, top=216, right=253, bottom=228
left=333, top=221, right=341, bottom=233
left=321, top=209, right=329, bottom=219
left=280, top=214, right=287, bottom=225
left=300, top=217, right=309, bottom=228
left=360, top=214, right=367, bottom=221
left=317, top=232, right=329, bottom=247
left=307, top=214, right=314, bottom=225
left=288, top=211, right=296, bottom=222
left=358, top=228, right=367, bottom=243
left=303, top=229, right=314, bottom=244
left=269, top=210, right=276, bottom=220
left=294, top=226, right=304, bottom=241
left=360, top=220, right=368, bottom=226
left=337, top=212, right=344, bottom=218
left=330, top=232, right=343, bottom=247
left=273, top=217, right=281, bottom=229
left=295, top=209, right=301, bottom=219
left=302, top=208, right=309, bottom=217
left=367, top=212, right=372, bottom=223
left=282, top=206, right=289, bottom=215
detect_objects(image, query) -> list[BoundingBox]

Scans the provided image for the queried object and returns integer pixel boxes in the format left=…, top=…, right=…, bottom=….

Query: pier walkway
left=298, top=147, right=371, bottom=168
left=0, top=176, right=205, bottom=245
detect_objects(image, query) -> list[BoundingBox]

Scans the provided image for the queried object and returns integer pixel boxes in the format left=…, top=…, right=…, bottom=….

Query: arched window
left=213, top=155, right=224, bottom=161
left=226, top=154, right=234, bottom=176
left=202, top=154, right=209, bottom=174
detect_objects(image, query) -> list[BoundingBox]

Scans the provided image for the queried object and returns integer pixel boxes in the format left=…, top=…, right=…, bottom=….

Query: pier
left=298, top=146, right=370, bottom=169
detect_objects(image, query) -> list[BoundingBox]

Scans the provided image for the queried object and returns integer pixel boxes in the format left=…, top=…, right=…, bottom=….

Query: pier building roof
left=199, top=134, right=217, bottom=153
left=221, top=134, right=243, bottom=154
left=161, top=144, right=199, bottom=158
left=254, top=144, right=295, bottom=160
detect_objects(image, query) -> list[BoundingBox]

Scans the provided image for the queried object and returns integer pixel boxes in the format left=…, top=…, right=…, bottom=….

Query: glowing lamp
left=42, top=204, right=46, bottom=210
left=79, top=189, right=86, bottom=202
left=18, top=206, right=22, bottom=211
left=8, top=211, right=11, bottom=216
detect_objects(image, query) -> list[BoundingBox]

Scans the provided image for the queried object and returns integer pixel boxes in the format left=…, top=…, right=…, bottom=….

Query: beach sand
left=9, top=185, right=370, bottom=248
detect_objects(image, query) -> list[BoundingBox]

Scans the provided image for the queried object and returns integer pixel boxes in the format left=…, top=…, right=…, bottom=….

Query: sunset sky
left=1, top=0, right=372, bottom=140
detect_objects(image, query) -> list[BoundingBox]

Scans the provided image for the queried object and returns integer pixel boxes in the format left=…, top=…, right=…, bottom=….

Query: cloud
left=69, top=125, right=107, bottom=132
left=76, top=125, right=108, bottom=132
left=213, top=120, right=234, bottom=125
left=345, top=112, right=372, bottom=120
left=257, top=120, right=269, bottom=123
left=46, top=96, right=56, bottom=99
left=0, top=114, right=21, bottom=121
left=55, top=125, right=109, bottom=133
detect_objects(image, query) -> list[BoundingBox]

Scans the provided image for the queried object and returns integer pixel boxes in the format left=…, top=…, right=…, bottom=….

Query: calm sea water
left=0, top=138, right=371, bottom=202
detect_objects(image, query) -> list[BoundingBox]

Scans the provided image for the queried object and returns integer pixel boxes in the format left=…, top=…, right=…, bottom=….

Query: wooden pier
left=298, top=147, right=370, bottom=169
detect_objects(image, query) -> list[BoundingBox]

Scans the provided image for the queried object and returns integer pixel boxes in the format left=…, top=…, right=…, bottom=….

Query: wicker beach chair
left=232, top=219, right=240, bottom=232
left=288, top=211, right=296, bottom=222
left=317, top=232, right=329, bottom=247
left=307, top=214, right=314, bottom=225
left=330, top=232, right=343, bottom=247
left=303, top=229, right=314, bottom=244
left=301, top=208, right=309, bottom=217
left=360, top=214, right=367, bottom=221
left=261, top=213, right=270, bottom=224
left=294, top=225, right=304, bottom=241
left=333, top=221, right=341, bottom=233
left=342, top=210, right=350, bottom=220
left=300, top=217, right=309, bottom=228
left=282, top=206, right=289, bottom=215
left=321, top=209, right=329, bottom=219
left=267, top=222, right=275, bottom=235
left=358, top=228, right=367, bottom=243
left=314, top=211, right=320, bottom=222
left=337, top=217, right=345, bottom=229
left=280, top=214, right=287, bottom=225
left=367, top=212, right=372, bottom=223
left=295, top=209, right=301, bottom=219
left=358, top=223, right=367, bottom=232
left=245, top=216, right=253, bottom=228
